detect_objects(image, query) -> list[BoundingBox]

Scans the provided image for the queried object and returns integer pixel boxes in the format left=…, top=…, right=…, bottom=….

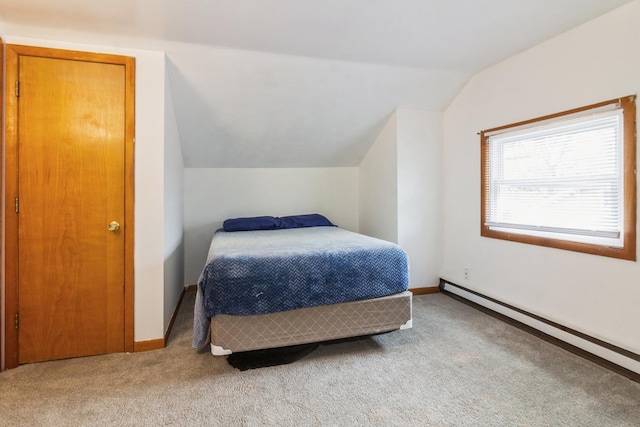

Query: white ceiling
left=0, top=0, right=634, bottom=167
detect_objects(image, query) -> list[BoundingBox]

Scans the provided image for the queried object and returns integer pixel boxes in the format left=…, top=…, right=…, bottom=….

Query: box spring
left=210, top=291, right=412, bottom=355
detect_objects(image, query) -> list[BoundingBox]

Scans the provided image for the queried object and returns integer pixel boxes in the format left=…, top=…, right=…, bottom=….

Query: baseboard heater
left=439, top=279, right=640, bottom=382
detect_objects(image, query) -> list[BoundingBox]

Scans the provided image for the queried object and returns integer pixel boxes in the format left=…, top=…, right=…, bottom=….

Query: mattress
left=198, top=227, right=409, bottom=317
left=210, top=290, right=413, bottom=355
left=193, top=226, right=410, bottom=349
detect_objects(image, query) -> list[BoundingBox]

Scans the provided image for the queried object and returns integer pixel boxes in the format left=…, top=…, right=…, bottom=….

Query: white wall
left=397, top=109, right=443, bottom=288
left=163, top=58, right=185, bottom=332
left=359, top=109, right=443, bottom=289
left=442, top=0, right=640, bottom=364
left=1, top=35, right=169, bottom=343
left=183, top=167, right=359, bottom=285
left=359, top=112, right=398, bottom=243
left=130, top=47, right=167, bottom=343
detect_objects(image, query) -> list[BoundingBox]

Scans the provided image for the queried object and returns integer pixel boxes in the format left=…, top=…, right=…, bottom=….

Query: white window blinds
left=485, top=107, right=624, bottom=247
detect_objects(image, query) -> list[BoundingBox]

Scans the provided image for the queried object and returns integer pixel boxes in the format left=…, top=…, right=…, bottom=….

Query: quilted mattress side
left=210, top=290, right=412, bottom=354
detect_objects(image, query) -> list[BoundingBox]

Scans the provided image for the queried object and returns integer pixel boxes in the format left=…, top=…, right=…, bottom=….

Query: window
left=481, top=96, right=636, bottom=260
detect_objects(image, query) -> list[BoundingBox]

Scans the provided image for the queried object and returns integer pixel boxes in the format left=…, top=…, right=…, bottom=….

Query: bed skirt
left=210, top=291, right=412, bottom=355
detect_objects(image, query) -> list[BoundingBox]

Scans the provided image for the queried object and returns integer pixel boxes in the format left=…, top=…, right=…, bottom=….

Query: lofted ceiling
left=0, top=0, right=634, bottom=167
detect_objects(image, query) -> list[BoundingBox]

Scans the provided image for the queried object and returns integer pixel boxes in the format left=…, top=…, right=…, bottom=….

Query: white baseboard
left=441, top=280, right=640, bottom=376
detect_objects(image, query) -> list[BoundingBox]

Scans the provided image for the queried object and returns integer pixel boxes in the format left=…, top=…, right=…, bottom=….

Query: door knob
left=107, top=221, right=120, bottom=232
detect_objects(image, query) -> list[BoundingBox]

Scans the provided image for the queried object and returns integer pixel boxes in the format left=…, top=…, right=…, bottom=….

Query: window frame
left=480, top=96, right=637, bottom=261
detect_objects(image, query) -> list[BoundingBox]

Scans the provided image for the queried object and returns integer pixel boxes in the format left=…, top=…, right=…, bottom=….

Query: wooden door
left=3, top=45, right=135, bottom=366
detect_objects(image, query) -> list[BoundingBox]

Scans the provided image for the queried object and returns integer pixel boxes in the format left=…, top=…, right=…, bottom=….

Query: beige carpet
left=2, top=292, right=640, bottom=426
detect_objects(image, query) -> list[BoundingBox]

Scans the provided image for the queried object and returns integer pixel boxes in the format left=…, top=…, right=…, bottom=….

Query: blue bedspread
left=193, top=227, right=409, bottom=348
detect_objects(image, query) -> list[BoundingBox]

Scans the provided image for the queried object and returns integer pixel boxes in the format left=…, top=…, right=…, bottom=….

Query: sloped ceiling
left=0, top=0, right=634, bottom=167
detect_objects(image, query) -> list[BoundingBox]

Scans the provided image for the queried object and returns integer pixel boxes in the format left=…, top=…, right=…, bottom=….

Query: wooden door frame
left=0, top=37, right=4, bottom=371
left=3, top=44, right=135, bottom=369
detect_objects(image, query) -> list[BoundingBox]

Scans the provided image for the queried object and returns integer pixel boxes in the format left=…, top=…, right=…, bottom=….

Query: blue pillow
left=223, top=216, right=279, bottom=232
left=223, top=214, right=335, bottom=231
left=278, top=214, right=334, bottom=229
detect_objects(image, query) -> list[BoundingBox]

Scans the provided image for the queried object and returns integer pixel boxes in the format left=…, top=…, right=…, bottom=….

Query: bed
left=192, top=214, right=412, bottom=355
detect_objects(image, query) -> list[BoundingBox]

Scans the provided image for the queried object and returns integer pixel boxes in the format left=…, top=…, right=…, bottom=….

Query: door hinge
left=15, top=313, right=19, bottom=329
left=15, top=81, right=19, bottom=97
left=15, top=197, right=19, bottom=213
